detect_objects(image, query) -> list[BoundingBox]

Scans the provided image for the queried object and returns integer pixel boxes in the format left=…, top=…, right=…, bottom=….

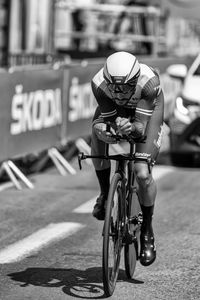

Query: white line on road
left=74, top=165, right=175, bottom=214
left=0, top=222, right=84, bottom=264
left=152, top=165, right=175, bottom=181
left=73, top=196, right=97, bottom=214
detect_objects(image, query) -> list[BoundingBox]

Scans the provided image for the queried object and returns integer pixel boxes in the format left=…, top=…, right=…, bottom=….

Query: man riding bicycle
left=91, top=51, right=164, bottom=267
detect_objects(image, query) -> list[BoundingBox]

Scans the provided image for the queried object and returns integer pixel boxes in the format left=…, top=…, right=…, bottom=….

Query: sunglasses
left=107, top=77, right=138, bottom=94
left=109, top=83, right=137, bottom=93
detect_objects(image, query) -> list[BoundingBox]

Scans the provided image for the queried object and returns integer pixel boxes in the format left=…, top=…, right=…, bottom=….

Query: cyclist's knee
left=134, top=163, right=153, bottom=188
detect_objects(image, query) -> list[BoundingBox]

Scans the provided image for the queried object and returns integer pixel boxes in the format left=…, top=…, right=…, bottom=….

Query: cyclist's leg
left=134, top=160, right=157, bottom=266
left=91, top=107, right=111, bottom=220
left=134, top=92, right=164, bottom=266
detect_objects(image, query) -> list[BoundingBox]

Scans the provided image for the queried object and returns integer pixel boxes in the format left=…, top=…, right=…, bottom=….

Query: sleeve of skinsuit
left=135, top=90, right=164, bottom=163
left=134, top=65, right=164, bottom=162
left=91, top=70, right=118, bottom=123
left=134, top=69, right=162, bottom=136
left=92, top=106, right=104, bottom=127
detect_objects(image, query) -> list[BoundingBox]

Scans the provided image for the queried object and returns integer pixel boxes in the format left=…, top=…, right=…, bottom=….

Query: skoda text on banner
left=0, top=67, right=64, bottom=161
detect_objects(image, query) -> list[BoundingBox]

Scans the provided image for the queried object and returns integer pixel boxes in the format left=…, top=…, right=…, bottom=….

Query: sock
left=141, top=204, right=154, bottom=235
left=96, top=167, right=111, bottom=197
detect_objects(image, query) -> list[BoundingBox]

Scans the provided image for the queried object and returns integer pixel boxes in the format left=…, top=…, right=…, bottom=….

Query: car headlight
left=175, top=96, right=200, bottom=120
left=173, top=95, right=200, bottom=128
left=175, top=96, right=189, bottom=115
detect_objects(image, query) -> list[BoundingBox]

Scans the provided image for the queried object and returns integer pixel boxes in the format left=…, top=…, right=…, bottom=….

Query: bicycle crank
left=122, top=232, right=137, bottom=244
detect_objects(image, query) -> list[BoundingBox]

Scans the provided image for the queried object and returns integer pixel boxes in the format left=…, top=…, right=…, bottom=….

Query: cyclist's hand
left=131, top=121, right=144, bottom=138
left=115, top=117, right=132, bottom=135
left=94, top=123, right=117, bottom=144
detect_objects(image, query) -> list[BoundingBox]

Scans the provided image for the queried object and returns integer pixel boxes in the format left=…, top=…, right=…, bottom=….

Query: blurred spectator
left=71, top=0, right=98, bottom=52
left=111, top=0, right=152, bottom=54
left=71, top=9, right=85, bottom=49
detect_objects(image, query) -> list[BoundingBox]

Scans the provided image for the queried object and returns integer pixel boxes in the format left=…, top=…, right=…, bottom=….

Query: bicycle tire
left=102, top=172, right=123, bottom=297
left=124, top=188, right=141, bottom=279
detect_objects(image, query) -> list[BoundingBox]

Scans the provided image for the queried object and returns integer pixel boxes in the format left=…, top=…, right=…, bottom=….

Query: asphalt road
left=0, top=155, right=200, bottom=300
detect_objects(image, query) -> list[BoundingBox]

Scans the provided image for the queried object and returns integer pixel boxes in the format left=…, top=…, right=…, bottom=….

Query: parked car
left=166, top=53, right=200, bottom=167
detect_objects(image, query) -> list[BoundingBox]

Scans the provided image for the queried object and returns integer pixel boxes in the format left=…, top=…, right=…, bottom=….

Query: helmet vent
left=126, top=58, right=137, bottom=82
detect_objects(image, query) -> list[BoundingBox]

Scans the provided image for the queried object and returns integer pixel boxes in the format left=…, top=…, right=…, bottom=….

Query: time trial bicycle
left=78, top=126, right=152, bottom=297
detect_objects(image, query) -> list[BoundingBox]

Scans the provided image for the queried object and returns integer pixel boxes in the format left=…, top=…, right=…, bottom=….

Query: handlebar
left=78, top=122, right=151, bottom=172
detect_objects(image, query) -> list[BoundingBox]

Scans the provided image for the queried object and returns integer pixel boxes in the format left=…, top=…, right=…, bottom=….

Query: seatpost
left=128, top=136, right=135, bottom=155
left=130, top=142, right=134, bottom=155
left=105, top=142, right=109, bottom=157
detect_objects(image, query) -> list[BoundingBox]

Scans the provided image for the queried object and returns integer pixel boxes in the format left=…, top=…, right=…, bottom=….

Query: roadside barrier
left=0, top=160, right=34, bottom=190
left=48, top=147, right=76, bottom=175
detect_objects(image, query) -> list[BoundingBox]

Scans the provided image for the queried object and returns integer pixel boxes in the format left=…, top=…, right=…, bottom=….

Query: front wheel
left=124, top=189, right=141, bottom=279
left=102, top=172, right=123, bottom=297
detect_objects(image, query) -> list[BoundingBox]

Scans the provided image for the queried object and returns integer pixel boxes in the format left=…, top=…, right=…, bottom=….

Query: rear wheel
left=102, top=173, right=123, bottom=297
left=124, top=189, right=141, bottom=279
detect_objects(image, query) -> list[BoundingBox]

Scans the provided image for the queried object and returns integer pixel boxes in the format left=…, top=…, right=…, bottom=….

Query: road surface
left=0, top=155, right=200, bottom=300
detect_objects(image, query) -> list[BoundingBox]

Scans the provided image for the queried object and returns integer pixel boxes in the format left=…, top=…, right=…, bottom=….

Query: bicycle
left=78, top=126, right=152, bottom=297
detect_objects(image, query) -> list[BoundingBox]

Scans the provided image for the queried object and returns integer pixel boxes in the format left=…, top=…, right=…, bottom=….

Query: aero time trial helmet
left=103, top=51, right=140, bottom=104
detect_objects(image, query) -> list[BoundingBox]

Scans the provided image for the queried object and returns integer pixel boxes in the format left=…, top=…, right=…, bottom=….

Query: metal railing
left=7, top=2, right=165, bottom=67
left=55, top=2, right=164, bottom=56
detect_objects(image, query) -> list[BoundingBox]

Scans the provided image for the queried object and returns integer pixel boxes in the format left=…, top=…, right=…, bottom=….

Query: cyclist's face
left=108, top=83, right=136, bottom=106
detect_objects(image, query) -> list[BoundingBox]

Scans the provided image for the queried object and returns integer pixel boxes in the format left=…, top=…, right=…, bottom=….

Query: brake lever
left=78, top=152, right=85, bottom=170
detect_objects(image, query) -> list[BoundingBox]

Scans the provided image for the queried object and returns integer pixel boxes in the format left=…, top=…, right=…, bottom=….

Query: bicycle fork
left=123, top=162, right=143, bottom=247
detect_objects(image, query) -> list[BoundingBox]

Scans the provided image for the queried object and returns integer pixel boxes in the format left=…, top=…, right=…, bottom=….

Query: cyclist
left=90, top=51, right=164, bottom=266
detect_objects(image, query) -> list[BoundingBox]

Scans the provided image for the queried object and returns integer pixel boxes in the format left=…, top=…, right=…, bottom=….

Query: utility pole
left=0, top=0, right=11, bottom=67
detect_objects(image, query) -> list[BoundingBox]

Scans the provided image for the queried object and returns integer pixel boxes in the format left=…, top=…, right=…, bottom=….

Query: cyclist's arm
left=91, top=76, right=117, bottom=123
left=92, top=106, right=117, bottom=144
left=134, top=75, right=163, bottom=136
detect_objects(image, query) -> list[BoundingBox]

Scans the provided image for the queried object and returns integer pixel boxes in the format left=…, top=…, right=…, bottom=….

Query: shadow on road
left=8, top=267, right=144, bottom=299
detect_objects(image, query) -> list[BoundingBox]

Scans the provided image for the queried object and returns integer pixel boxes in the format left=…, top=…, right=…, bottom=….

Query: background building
left=0, top=0, right=200, bottom=67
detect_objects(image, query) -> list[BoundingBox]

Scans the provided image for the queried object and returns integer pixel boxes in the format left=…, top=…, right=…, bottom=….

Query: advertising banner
left=0, top=66, right=63, bottom=161
left=63, top=61, right=102, bottom=140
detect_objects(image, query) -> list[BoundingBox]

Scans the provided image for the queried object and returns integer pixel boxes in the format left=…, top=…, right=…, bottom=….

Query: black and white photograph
left=0, top=0, right=200, bottom=299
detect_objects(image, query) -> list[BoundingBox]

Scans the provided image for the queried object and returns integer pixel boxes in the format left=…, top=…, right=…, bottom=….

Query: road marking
left=152, top=165, right=175, bottom=181
left=73, top=196, right=97, bottom=213
left=74, top=165, right=175, bottom=214
left=0, top=222, right=84, bottom=264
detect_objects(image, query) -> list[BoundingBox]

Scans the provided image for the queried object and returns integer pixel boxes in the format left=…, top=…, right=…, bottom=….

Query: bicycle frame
left=78, top=139, right=147, bottom=239
left=78, top=137, right=152, bottom=173
left=78, top=135, right=152, bottom=296
left=112, top=144, right=143, bottom=246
